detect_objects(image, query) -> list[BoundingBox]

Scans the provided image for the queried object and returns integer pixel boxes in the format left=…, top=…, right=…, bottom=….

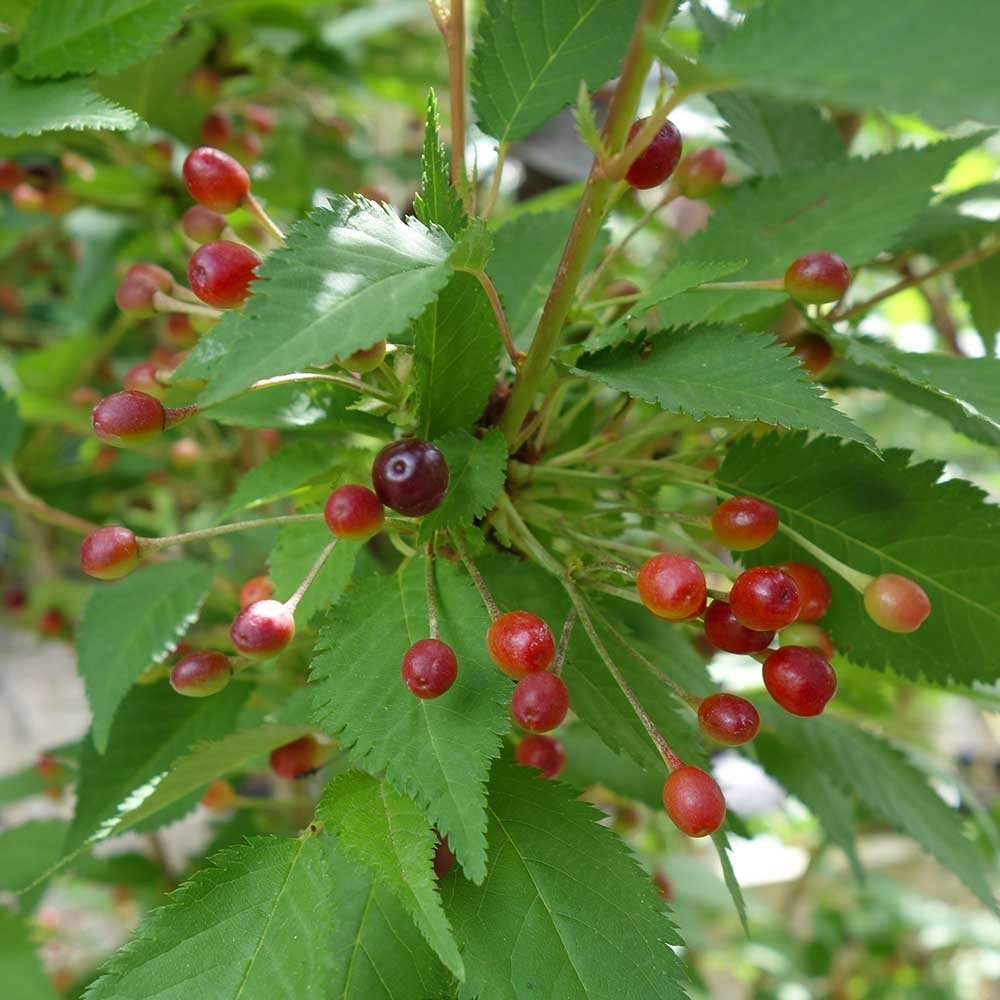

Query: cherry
left=115, top=264, right=173, bottom=318
left=182, top=204, right=227, bottom=244
left=230, top=599, right=295, bottom=658
left=653, top=871, right=673, bottom=901
left=863, top=574, right=931, bottom=633
left=784, top=252, right=851, bottom=305
left=269, top=736, right=323, bottom=779
left=123, top=360, right=163, bottom=396
left=674, top=147, right=726, bottom=198
left=790, top=333, right=833, bottom=377
left=35, top=753, right=62, bottom=781
left=515, top=734, right=566, bottom=779
left=127, top=263, right=174, bottom=291
left=246, top=104, right=275, bottom=135
left=0, top=158, right=23, bottom=192
left=335, top=340, right=386, bottom=374
left=188, top=240, right=259, bottom=308
left=237, top=132, right=262, bottom=162
left=432, top=833, right=454, bottom=879
left=91, top=391, right=165, bottom=447
left=170, top=437, right=202, bottom=468
left=511, top=672, right=570, bottom=733
left=778, top=561, right=831, bottom=622
left=200, top=112, right=233, bottom=147
left=697, top=693, right=760, bottom=746
left=202, top=779, right=237, bottom=811
left=401, top=638, right=458, bottom=698
left=763, top=646, right=837, bottom=716
left=371, top=439, right=449, bottom=517
left=3, top=585, right=27, bottom=612
left=711, top=496, right=779, bottom=551
left=703, top=599, right=774, bottom=654
left=729, top=566, right=801, bottom=631
left=164, top=313, right=197, bottom=347
left=486, top=611, right=556, bottom=679
left=662, top=765, right=726, bottom=838
left=624, top=117, right=683, bottom=189
left=80, top=526, right=140, bottom=580
left=239, top=575, right=274, bottom=608
left=170, top=650, right=233, bottom=697
left=637, top=553, right=706, bottom=621
left=38, top=608, right=68, bottom=636
left=780, top=623, right=835, bottom=660
left=183, top=147, right=250, bottom=213
left=11, top=182, right=44, bottom=212
left=324, top=484, right=385, bottom=540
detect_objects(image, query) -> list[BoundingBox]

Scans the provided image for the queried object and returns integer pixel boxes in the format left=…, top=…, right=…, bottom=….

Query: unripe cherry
left=784, top=252, right=851, bottom=305
left=183, top=146, right=250, bottom=213
left=486, top=610, right=556, bottom=679
left=697, top=693, right=760, bottom=746
left=324, top=484, right=385, bottom=540
left=780, top=622, right=835, bottom=660
left=182, top=204, right=227, bottom=244
left=790, top=333, right=833, bottom=378
left=863, top=574, right=931, bottom=633
left=401, top=638, right=458, bottom=698
left=515, top=734, right=566, bottom=779
left=335, top=340, right=387, bottom=374
left=624, top=117, right=683, bottom=189
left=675, top=147, right=726, bottom=198
left=230, top=599, right=295, bottom=658
left=729, top=565, right=801, bottom=631
left=239, top=575, right=274, bottom=608
left=170, top=437, right=202, bottom=468
left=170, top=650, right=233, bottom=697
left=80, top=526, right=140, bottom=580
left=662, top=765, right=726, bottom=837
left=371, top=439, right=449, bottom=517
left=703, top=599, right=775, bottom=654
left=511, top=672, right=570, bottom=733
left=778, top=561, right=831, bottom=622
left=188, top=240, right=259, bottom=308
left=637, top=553, right=706, bottom=621
left=711, top=496, right=779, bottom=551
left=91, top=391, right=166, bottom=447
left=269, top=736, right=323, bottom=779
left=763, top=645, right=837, bottom=716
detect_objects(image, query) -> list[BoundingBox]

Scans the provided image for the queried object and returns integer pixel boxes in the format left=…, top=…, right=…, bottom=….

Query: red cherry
left=729, top=566, right=801, bottom=631
left=115, top=275, right=164, bottom=317
left=239, top=575, right=274, bottom=608
left=711, top=496, right=779, bottom=551
left=863, top=574, right=931, bottom=633
left=164, top=313, right=198, bottom=348
left=269, top=736, right=323, bottom=779
left=126, top=263, right=174, bottom=292
left=401, top=638, right=458, bottom=698
left=91, top=391, right=166, bottom=447
left=790, top=333, right=833, bottom=377
left=662, top=765, right=726, bottom=838
left=675, top=147, right=726, bottom=198
left=780, top=623, right=835, bottom=660
left=188, top=240, right=259, bottom=308
left=202, top=779, right=237, bottom=811
left=183, top=147, right=250, bottom=214
left=3, top=586, right=27, bottom=612
left=763, top=646, right=837, bottom=716
left=182, top=204, right=227, bottom=244
left=697, top=693, right=760, bottom=746
left=170, top=650, right=233, bottom=697
left=515, top=734, right=565, bottom=779
left=335, top=340, right=387, bottom=374
left=324, top=485, right=385, bottom=541
left=246, top=104, right=275, bottom=135
left=637, top=553, right=706, bottom=621
left=511, top=672, right=569, bottom=733
left=703, top=600, right=774, bottom=654
left=80, top=526, right=140, bottom=581
left=371, top=439, right=449, bottom=517
left=653, top=871, right=673, bottom=901
left=230, top=599, right=295, bottom=658
left=784, top=252, right=851, bottom=305
left=200, top=112, right=234, bottom=147
left=236, top=132, right=262, bottom=163
left=486, top=611, right=556, bottom=679
left=0, top=158, right=23, bottom=192
left=35, top=753, right=62, bottom=780
left=38, top=608, right=68, bottom=636
left=624, top=117, right=683, bottom=189
left=778, top=562, right=831, bottom=622
left=122, top=360, right=163, bottom=396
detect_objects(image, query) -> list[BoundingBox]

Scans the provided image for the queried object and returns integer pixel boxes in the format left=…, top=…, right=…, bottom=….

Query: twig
left=284, top=539, right=337, bottom=613
left=451, top=529, right=499, bottom=620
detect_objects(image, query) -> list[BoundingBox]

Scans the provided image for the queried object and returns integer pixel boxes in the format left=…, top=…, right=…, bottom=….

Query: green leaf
left=418, top=429, right=507, bottom=541
left=413, top=271, right=502, bottom=438
left=16, top=0, right=192, bottom=79
left=188, top=197, right=455, bottom=405
left=701, top=0, right=1000, bottom=126
left=717, top=433, right=1000, bottom=684
left=472, top=0, right=643, bottom=144
left=0, top=387, right=22, bottom=463
left=956, top=251, right=1000, bottom=353
left=572, top=327, right=873, bottom=448
left=414, top=91, right=466, bottom=238
left=449, top=219, right=494, bottom=271
left=0, top=911, right=59, bottom=1000
left=222, top=442, right=341, bottom=517
left=311, top=558, right=511, bottom=883
left=0, top=75, right=139, bottom=136
left=0, top=820, right=67, bottom=891
left=445, top=757, right=688, bottom=1000
left=664, top=136, right=981, bottom=326
left=575, top=80, right=605, bottom=157
left=318, top=772, right=464, bottom=978
left=78, top=559, right=213, bottom=753
left=85, top=834, right=335, bottom=1000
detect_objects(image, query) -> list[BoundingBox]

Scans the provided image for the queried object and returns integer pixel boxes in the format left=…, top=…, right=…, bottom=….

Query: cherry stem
left=451, top=529, right=500, bottom=621
left=171, top=285, right=203, bottom=305
left=424, top=543, right=440, bottom=639
left=285, top=538, right=337, bottom=613
left=458, top=267, right=522, bottom=365
left=141, top=512, right=325, bottom=553
left=479, top=143, right=508, bottom=218
left=552, top=610, right=576, bottom=677
left=0, top=467, right=98, bottom=536
left=243, top=193, right=286, bottom=243
left=776, top=522, right=873, bottom=593
left=152, top=290, right=223, bottom=320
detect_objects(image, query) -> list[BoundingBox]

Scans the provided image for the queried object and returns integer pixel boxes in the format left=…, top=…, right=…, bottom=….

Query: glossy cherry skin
left=239, top=575, right=274, bottom=608
left=625, top=117, right=683, bottom=189
left=675, top=147, right=726, bottom=198
left=371, top=439, right=449, bottom=517
left=182, top=204, right=227, bottom=244
left=763, top=646, right=837, bottom=716
left=662, top=766, right=726, bottom=838
left=790, top=333, right=833, bottom=378
left=863, top=574, right=931, bottom=633
left=80, top=526, right=140, bottom=580
left=729, top=566, right=801, bottom=631
left=486, top=611, right=556, bottom=679
left=183, top=146, right=250, bottom=213
left=711, top=497, right=779, bottom=551
left=91, top=391, right=166, bottom=447
left=188, top=240, right=259, bottom=308
left=515, top=734, right=566, bottom=779
left=784, top=252, right=851, bottom=305
left=697, top=693, right=760, bottom=746
left=511, top=672, right=570, bottom=733
left=637, top=553, right=706, bottom=621
left=778, top=562, right=831, bottom=622
left=702, top=599, right=774, bottom=654
left=401, top=638, right=458, bottom=698
left=170, top=650, right=233, bottom=697
left=780, top=622, right=835, bottom=660
left=230, top=599, right=295, bottom=658
left=324, top=484, right=385, bottom=540
left=269, top=736, right=323, bottom=779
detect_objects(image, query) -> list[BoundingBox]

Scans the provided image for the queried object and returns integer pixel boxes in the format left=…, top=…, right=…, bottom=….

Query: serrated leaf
left=575, top=80, right=605, bottom=157
left=414, top=90, right=466, bottom=238
left=572, top=327, right=873, bottom=448
left=444, top=757, right=688, bottom=1000
left=413, top=271, right=502, bottom=438
left=701, top=0, right=1000, bottom=126
left=222, top=442, right=340, bottom=517
left=956, top=251, right=1000, bottom=353
left=558, top=722, right=662, bottom=808
left=449, top=219, right=493, bottom=271
left=311, top=558, right=510, bottom=883
left=187, top=197, right=455, bottom=405
left=0, top=387, right=22, bottom=463
left=318, top=772, right=464, bottom=978
left=472, top=0, right=643, bottom=145
left=78, top=559, right=213, bottom=753
left=0, top=75, right=139, bottom=136
left=418, top=429, right=507, bottom=541
left=84, top=834, right=335, bottom=1000
left=718, top=433, right=1000, bottom=684
left=0, top=910, right=59, bottom=1000
left=16, top=0, right=191, bottom=79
